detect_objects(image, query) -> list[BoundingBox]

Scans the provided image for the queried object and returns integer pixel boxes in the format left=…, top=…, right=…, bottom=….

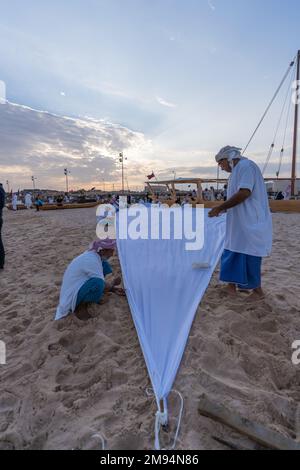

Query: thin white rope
left=155, top=409, right=168, bottom=450
left=91, top=433, right=106, bottom=450
left=169, top=390, right=184, bottom=450
left=146, top=388, right=184, bottom=451
left=263, top=60, right=296, bottom=176
left=277, top=62, right=297, bottom=177
left=145, top=387, right=155, bottom=397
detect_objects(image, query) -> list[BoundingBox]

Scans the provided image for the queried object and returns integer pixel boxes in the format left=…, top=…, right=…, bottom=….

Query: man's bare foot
left=113, top=276, right=122, bottom=287
left=219, top=284, right=237, bottom=297
left=248, top=288, right=265, bottom=302
left=104, top=277, right=120, bottom=293
left=111, top=287, right=126, bottom=297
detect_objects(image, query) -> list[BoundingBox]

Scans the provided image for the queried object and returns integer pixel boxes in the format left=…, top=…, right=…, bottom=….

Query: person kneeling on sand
left=55, top=238, right=125, bottom=320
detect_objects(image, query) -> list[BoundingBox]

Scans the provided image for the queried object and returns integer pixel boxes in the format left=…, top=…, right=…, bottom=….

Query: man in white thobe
left=209, top=146, right=272, bottom=300
left=25, top=193, right=32, bottom=209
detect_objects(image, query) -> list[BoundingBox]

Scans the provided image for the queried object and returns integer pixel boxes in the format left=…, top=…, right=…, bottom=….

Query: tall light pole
left=64, top=168, right=71, bottom=193
left=119, top=152, right=127, bottom=194
left=31, top=176, right=37, bottom=191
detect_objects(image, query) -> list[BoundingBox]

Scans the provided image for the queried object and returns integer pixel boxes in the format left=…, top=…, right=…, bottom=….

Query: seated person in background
left=56, top=194, right=64, bottom=206
left=275, top=191, right=284, bottom=201
left=181, top=195, right=190, bottom=206
left=55, top=238, right=125, bottom=321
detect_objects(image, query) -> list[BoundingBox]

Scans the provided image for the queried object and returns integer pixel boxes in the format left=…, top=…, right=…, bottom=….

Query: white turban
left=215, top=146, right=242, bottom=163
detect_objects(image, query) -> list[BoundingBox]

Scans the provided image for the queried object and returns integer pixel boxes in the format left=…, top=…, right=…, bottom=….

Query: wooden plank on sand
left=198, top=394, right=300, bottom=451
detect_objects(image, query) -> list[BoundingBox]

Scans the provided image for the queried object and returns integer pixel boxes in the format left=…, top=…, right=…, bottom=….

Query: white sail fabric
left=116, top=208, right=226, bottom=446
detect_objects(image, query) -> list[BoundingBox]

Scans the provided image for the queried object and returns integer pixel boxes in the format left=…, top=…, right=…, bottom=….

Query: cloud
left=0, top=101, right=151, bottom=190
left=208, top=0, right=216, bottom=11
left=156, top=96, right=177, bottom=109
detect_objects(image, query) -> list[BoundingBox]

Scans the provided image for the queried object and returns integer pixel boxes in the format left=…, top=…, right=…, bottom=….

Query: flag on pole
left=147, top=172, right=155, bottom=180
left=283, top=184, right=291, bottom=200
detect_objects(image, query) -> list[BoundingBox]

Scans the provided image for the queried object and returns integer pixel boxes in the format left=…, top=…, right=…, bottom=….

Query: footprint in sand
left=4, top=310, right=19, bottom=320
left=32, top=324, right=46, bottom=335
left=111, top=370, right=128, bottom=387
left=55, top=367, right=73, bottom=386
left=9, top=325, right=23, bottom=335
left=0, top=392, right=20, bottom=433
left=22, top=318, right=31, bottom=328
left=0, top=431, right=23, bottom=450
left=48, top=343, right=61, bottom=356
left=27, top=432, right=48, bottom=450
left=58, top=335, right=86, bottom=355
left=2, top=298, right=14, bottom=308
left=111, top=433, right=144, bottom=450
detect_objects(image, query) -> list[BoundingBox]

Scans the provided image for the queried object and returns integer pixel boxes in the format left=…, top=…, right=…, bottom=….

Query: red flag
left=147, top=172, right=155, bottom=180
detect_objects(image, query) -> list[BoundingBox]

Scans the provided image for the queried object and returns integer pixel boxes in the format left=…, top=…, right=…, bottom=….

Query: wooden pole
left=171, top=182, right=176, bottom=202
left=198, top=393, right=300, bottom=451
left=291, top=50, right=300, bottom=197
left=196, top=182, right=203, bottom=203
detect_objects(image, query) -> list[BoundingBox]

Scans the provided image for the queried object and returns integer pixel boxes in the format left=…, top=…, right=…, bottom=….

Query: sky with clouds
left=0, top=0, right=300, bottom=190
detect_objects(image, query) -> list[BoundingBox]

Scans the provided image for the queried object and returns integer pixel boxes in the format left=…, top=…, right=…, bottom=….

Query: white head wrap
left=215, top=146, right=242, bottom=163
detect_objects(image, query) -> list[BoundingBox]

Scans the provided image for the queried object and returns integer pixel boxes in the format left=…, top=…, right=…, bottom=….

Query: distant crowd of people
left=7, top=191, right=79, bottom=211
left=203, top=186, right=227, bottom=202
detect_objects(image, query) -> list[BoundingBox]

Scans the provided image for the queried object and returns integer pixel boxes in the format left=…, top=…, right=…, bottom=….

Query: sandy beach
left=0, top=207, right=299, bottom=450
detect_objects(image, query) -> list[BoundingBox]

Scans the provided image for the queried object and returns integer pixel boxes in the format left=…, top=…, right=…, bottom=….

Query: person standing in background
left=0, top=183, right=6, bottom=269
left=12, top=193, right=17, bottom=211
left=223, top=184, right=228, bottom=201
left=25, top=193, right=33, bottom=209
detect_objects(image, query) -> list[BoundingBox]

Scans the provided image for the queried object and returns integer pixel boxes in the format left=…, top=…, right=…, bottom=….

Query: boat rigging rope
left=276, top=63, right=296, bottom=177
left=243, top=57, right=296, bottom=156
left=262, top=60, right=296, bottom=175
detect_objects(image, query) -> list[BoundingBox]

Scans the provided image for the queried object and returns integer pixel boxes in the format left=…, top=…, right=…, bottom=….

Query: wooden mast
left=291, top=50, right=300, bottom=196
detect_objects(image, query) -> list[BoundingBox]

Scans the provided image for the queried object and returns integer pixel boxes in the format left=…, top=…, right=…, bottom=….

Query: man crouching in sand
left=209, top=146, right=272, bottom=301
left=55, top=238, right=125, bottom=321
